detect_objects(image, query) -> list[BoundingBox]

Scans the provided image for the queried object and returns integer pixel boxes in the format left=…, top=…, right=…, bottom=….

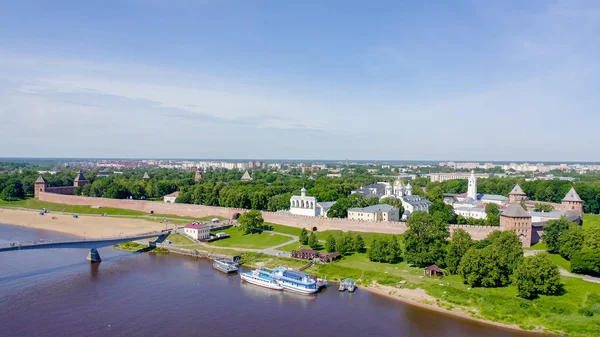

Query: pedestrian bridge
left=0, top=230, right=171, bottom=263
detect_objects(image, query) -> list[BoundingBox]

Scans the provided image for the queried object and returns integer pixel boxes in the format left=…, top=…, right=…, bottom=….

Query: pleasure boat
left=271, top=267, right=318, bottom=294
left=241, top=269, right=284, bottom=291
left=212, top=258, right=239, bottom=273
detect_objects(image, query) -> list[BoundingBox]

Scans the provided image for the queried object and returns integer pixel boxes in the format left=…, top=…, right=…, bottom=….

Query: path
left=525, top=250, right=600, bottom=284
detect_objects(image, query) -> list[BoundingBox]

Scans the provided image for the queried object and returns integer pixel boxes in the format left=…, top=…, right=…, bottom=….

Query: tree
left=457, top=231, right=524, bottom=288
left=484, top=203, right=500, bottom=226
left=445, top=229, right=473, bottom=275
left=336, top=232, right=353, bottom=255
left=513, top=253, right=562, bottom=299
left=542, top=216, right=571, bottom=254
left=426, top=186, right=444, bottom=202
left=299, top=228, right=309, bottom=245
left=429, top=200, right=457, bottom=225
left=1, top=185, right=19, bottom=201
left=237, top=210, right=264, bottom=234
left=570, top=250, right=600, bottom=276
left=308, top=232, right=319, bottom=249
left=558, top=226, right=584, bottom=260
left=325, top=235, right=337, bottom=253
left=352, top=234, right=365, bottom=252
left=368, top=236, right=402, bottom=263
left=404, top=211, right=450, bottom=267
left=533, top=203, right=554, bottom=212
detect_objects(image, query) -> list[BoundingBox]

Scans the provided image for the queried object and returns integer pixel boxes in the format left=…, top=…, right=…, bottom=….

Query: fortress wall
left=38, top=192, right=498, bottom=238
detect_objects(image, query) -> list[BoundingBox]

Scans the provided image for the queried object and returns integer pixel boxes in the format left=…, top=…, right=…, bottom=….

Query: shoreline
left=0, top=210, right=552, bottom=336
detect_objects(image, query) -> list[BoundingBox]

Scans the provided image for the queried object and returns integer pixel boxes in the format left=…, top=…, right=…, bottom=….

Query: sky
left=0, top=0, right=598, bottom=161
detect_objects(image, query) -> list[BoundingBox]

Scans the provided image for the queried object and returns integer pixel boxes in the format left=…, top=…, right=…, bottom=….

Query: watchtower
left=34, top=175, right=48, bottom=198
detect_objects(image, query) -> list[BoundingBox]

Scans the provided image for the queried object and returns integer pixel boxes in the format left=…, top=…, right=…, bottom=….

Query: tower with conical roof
left=73, top=170, right=88, bottom=187
left=142, top=172, right=150, bottom=181
left=508, top=184, right=527, bottom=203
left=240, top=170, right=252, bottom=182
left=467, top=170, right=477, bottom=200
left=194, top=169, right=203, bottom=182
left=34, top=175, right=47, bottom=198
left=500, top=203, right=533, bottom=247
left=561, top=187, right=583, bottom=214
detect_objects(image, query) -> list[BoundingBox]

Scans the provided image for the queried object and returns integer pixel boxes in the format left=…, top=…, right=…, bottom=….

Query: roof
left=296, top=249, right=318, bottom=254
left=185, top=223, right=210, bottom=229
left=425, top=264, right=441, bottom=271
left=143, top=172, right=150, bottom=179
left=481, top=194, right=509, bottom=201
left=165, top=191, right=180, bottom=198
left=501, top=203, right=531, bottom=218
left=562, top=187, right=582, bottom=202
left=35, top=175, right=47, bottom=183
left=348, top=204, right=396, bottom=213
left=317, top=201, right=337, bottom=209
left=241, top=170, right=252, bottom=181
left=74, top=170, right=86, bottom=181
left=509, top=184, right=526, bottom=195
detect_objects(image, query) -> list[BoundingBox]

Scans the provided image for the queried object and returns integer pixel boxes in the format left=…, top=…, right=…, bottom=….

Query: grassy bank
left=113, top=242, right=169, bottom=253
left=208, top=227, right=291, bottom=249
left=583, top=213, right=600, bottom=228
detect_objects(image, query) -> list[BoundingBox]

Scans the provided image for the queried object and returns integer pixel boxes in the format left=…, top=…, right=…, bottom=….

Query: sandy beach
left=0, top=209, right=170, bottom=238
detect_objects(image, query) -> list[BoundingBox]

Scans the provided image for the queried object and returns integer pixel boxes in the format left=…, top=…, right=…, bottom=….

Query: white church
left=289, top=187, right=337, bottom=217
left=351, top=177, right=432, bottom=220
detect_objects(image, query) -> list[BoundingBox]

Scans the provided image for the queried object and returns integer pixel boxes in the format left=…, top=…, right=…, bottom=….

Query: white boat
left=213, top=258, right=239, bottom=273
left=271, top=267, right=318, bottom=294
left=241, top=269, right=284, bottom=291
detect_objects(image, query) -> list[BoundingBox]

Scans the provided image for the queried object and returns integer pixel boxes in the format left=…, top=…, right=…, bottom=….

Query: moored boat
left=271, top=267, right=318, bottom=294
left=213, top=258, right=239, bottom=273
left=341, top=279, right=356, bottom=292
left=241, top=269, right=284, bottom=291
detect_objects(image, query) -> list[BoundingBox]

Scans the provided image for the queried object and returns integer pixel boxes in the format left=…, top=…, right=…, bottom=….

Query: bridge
left=0, top=230, right=171, bottom=263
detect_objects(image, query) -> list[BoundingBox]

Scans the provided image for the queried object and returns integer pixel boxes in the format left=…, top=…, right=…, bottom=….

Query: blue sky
left=0, top=0, right=598, bottom=161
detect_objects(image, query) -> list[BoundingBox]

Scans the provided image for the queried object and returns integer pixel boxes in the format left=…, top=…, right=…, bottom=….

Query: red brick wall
left=38, top=192, right=499, bottom=238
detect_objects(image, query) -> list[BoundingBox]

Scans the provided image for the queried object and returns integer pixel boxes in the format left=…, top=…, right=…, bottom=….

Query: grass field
left=525, top=241, right=548, bottom=250
left=208, top=227, right=291, bottom=249
left=277, top=242, right=309, bottom=252
left=165, top=233, right=195, bottom=245
left=0, top=198, right=146, bottom=216
left=583, top=213, right=600, bottom=228
left=548, top=253, right=572, bottom=271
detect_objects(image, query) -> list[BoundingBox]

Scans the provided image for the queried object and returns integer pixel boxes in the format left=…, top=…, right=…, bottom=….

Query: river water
left=0, top=224, right=542, bottom=337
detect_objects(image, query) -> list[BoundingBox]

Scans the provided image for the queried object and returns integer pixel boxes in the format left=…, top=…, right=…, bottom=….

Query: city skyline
left=1, top=1, right=599, bottom=160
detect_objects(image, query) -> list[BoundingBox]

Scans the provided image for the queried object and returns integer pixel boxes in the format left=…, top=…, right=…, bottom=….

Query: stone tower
left=561, top=187, right=583, bottom=214
left=143, top=172, right=150, bottom=181
left=194, top=169, right=203, bottom=182
left=508, top=184, right=527, bottom=203
left=500, top=203, right=532, bottom=247
left=34, top=175, right=47, bottom=199
left=467, top=170, right=477, bottom=200
left=73, top=170, right=88, bottom=188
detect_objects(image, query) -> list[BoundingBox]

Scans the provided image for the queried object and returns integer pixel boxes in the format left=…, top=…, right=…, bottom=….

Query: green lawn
left=583, top=213, right=600, bottom=228
left=278, top=242, right=309, bottom=252
left=548, top=253, right=572, bottom=271
left=525, top=241, right=548, bottom=250
left=165, top=233, right=195, bottom=245
left=267, top=223, right=303, bottom=236
left=0, top=198, right=146, bottom=216
left=208, top=227, right=291, bottom=249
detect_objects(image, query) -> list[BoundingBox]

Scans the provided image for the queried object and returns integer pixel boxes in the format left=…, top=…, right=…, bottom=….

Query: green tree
left=368, top=236, right=402, bottom=263
left=426, top=186, right=444, bottom=202
left=299, top=228, right=309, bottom=245
left=404, top=211, right=449, bottom=267
left=570, top=250, right=600, bottom=276
left=542, top=216, right=572, bottom=254
left=336, top=233, right=353, bottom=255
left=237, top=210, right=264, bottom=234
left=484, top=203, right=500, bottom=226
left=513, top=253, right=562, bottom=299
left=352, top=234, right=365, bottom=252
left=533, top=203, right=554, bottom=212
left=445, top=229, right=473, bottom=275
left=558, top=226, right=585, bottom=260
left=308, top=232, right=319, bottom=249
left=325, top=235, right=337, bottom=253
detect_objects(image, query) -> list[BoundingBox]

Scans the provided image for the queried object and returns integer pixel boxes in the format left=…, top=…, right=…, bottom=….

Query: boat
left=338, top=282, right=346, bottom=291
left=344, top=279, right=356, bottom=292
left=212, top=258, right=239, bottom=273
left=241, top=269, right=284, bottom=291
left=271, top=267, right=318, bottom=294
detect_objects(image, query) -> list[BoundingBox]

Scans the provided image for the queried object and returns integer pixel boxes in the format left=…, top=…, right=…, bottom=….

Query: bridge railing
left=0, top=230, right=170, bottom=249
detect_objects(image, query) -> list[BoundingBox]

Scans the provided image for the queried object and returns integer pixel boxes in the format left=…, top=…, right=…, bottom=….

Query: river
left=0, top=224, right=543, bottom=337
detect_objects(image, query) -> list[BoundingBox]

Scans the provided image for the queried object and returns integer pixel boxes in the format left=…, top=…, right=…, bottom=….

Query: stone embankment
left=39, top=192, right=498, bottom=239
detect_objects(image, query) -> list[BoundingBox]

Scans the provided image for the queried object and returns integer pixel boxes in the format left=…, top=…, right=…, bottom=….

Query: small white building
left=289, top=187, right=335, bottom=217
left=347, top=204, right=400, bottom=222
left=183, top=223, right=211, bottom=240
left=163, top=191, right=179, bottom=203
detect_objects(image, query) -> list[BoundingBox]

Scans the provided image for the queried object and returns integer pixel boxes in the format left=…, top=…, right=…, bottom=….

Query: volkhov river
left=0, top=224, right=543, bottom=337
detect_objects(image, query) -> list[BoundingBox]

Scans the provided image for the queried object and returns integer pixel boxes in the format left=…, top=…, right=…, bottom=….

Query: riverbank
left=0, top=209, right=169, bottom=238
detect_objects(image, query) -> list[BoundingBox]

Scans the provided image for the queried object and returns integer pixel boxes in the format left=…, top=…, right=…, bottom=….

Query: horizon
left=1, top=1, right=599, bottom=160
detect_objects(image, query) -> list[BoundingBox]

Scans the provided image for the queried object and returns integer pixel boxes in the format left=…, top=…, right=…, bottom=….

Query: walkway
left=525, top=250, right=600, bottom=284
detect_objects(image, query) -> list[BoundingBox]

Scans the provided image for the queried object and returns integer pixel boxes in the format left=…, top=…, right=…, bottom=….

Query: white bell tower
left=467, top=171, right=477, bottom=200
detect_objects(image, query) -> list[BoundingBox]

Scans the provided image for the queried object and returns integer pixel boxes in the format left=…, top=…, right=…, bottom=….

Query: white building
left=351, top=177, right=432, bottom=219
left=347, top=204, right=400, bottom=222
left=163, top=191, right=179, bottom=203
left=183, top=223, right=211, bottom=240
left=289, top=187, right=336, bottom=217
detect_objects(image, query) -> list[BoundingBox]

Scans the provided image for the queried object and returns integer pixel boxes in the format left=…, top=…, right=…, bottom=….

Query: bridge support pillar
left=86, top=248, right=102, bottom=263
